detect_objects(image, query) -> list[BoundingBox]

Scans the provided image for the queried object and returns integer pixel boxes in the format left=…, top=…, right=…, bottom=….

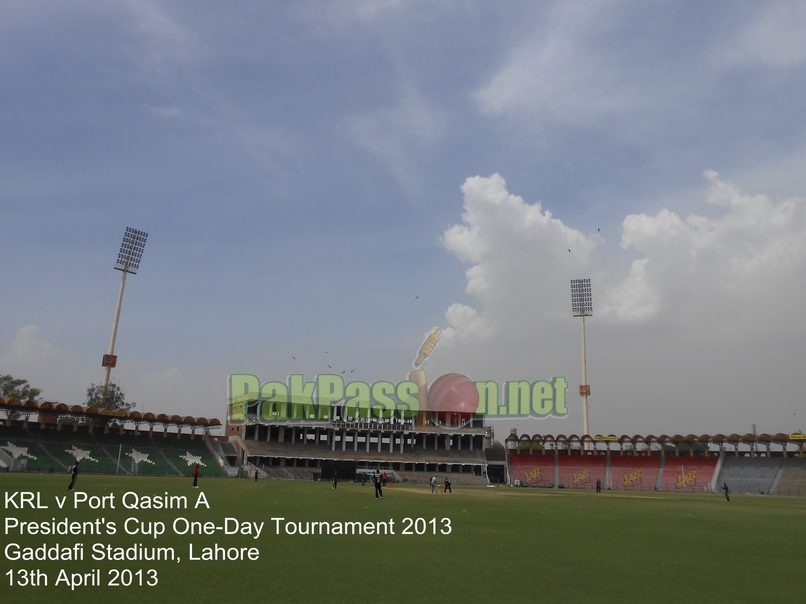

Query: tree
left=86, top=382, right=135, bottom=412
left=0, top=374, right=42, bottom=400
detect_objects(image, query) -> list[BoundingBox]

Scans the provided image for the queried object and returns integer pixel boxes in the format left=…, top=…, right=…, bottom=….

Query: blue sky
left=2, top=1, right=806, bottom=437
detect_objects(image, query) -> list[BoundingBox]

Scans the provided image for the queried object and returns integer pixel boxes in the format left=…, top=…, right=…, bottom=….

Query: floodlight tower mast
left=101, top=227, right=148, bottom=403
left=571, top=279, right=593, bottom=449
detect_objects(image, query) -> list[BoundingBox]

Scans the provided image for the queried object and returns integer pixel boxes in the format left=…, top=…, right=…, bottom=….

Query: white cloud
left=713, top=1, right=806, bottom=69
left=438, top=173, right=597, bottom=349
left=117, top=0, right=204, bottom=74
left=431, top=172, right=806, bottom=435
left=1, top=326, right=60, bottom=369
left=348, top=91, right=447, bottom=194
left=439, top=171, right=806, bottom=334
left=600, top=258, right=659, bottom=322
left=601, top=170, right=806, bottom=328
left=472, top=0, right=643, bottom=124
left=472, top=0, right=806, bottom=145
left=443, top=303, right=484, bottom=341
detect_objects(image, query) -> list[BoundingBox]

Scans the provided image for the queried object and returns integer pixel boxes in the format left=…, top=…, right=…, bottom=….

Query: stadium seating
left=395, top=470, right=488, bottom=486
left=158, top=439, right=226, bottom=477
left=0, top=421, right=226, bottom=477
left=717, top=456, right=782, bottom=494
left=243, top=439, right=486, bottom=467
left=608, top=455, right=661, bottom=491
left=1, top=424, right=57, bottom=471
left=558, top=455, right=606, bottom=489
left=94, top=431, right=224, bottom=477
left=659, top=456, right=718, bottom=492
left=259, top=466, right=318, bottom=480
left=509, top=453, right=555, bottom=487
left=0, top=424, right=119, bottom=473
left=771, top=457, right=806, bottom=497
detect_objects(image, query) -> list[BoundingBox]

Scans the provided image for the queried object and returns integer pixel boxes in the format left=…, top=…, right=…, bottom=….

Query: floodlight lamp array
left=114, top=227, right=148, bottom=274
left=571, top=278, right=593, bottom=317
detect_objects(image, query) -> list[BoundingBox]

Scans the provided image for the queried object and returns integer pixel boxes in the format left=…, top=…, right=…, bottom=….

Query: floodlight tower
left=571, top=279, right=592, bottom=448
left=101, top=227, right=148, bottom=402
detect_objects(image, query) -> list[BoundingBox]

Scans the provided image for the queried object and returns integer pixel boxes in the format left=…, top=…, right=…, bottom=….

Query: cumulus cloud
left=600, top=258, right=659, bottom=322
left=437, top=173, right=597, bottom=356
left=600, top=170, right=806, bottom=331
left=442, top=171, right=806, bottom=337
left=444, top=303, right=483, bottom=339
left=432, top=172, right=806, bottom=435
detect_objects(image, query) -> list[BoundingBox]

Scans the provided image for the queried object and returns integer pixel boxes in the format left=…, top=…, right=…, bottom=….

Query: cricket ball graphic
left=427, top=373, right=479, bottom=426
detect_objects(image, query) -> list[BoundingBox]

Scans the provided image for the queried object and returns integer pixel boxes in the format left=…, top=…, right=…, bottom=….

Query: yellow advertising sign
left=523, top=467, right=542, bottom=482
left=100, top=409, right=127, bottom=417
left=623, top=470, right=642, bottom=486
left=676, top=470, right=697, bottom=488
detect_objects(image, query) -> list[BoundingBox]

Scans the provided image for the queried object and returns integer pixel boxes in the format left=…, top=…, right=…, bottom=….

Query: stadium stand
left=717, top=456, right=782, bottom=494
left=7, top=406, right=806, bottom=500
left=0, top=423, right=118, bottom=473
left=243, top=439, right=487, bottom=470
left=558, top=455, right=606, bottom=489
left=771, top=457, right=806, bottom=497
left=509, top=453, right=555, bottom=487
left=209, top=439, right=239, bottom=476
left=0, top=424, right=63, bottom=472
left=0, top=420, right=227, bottom=477
left=93, top=430, right=225, bottom=477
left=260, top=466, right=318, bottom=481
left=659, top=456, right=718, bottom=492
left=91, top=431, right=179, bottom=476
left=608, top=455, right=661, bottom=491
left=158, top=439, right=226, bottom=477
left=395, top=470, right=488, bottom=486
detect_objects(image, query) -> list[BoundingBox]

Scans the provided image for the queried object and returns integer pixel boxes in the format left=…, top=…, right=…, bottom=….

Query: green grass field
left=1, top=473, right=804, bottom=603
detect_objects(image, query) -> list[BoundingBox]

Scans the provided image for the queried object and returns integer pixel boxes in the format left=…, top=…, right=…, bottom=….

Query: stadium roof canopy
left=0, top=397, right=220, bottom=428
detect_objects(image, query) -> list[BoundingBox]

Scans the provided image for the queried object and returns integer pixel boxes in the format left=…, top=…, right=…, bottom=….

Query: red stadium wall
left=558, top=455, right=606, bottom=489
left=659, top=456, right=717, bottom=492
left=609, top=456, right=661, bottom=491
left=510, top=453, right=555, bottom=487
